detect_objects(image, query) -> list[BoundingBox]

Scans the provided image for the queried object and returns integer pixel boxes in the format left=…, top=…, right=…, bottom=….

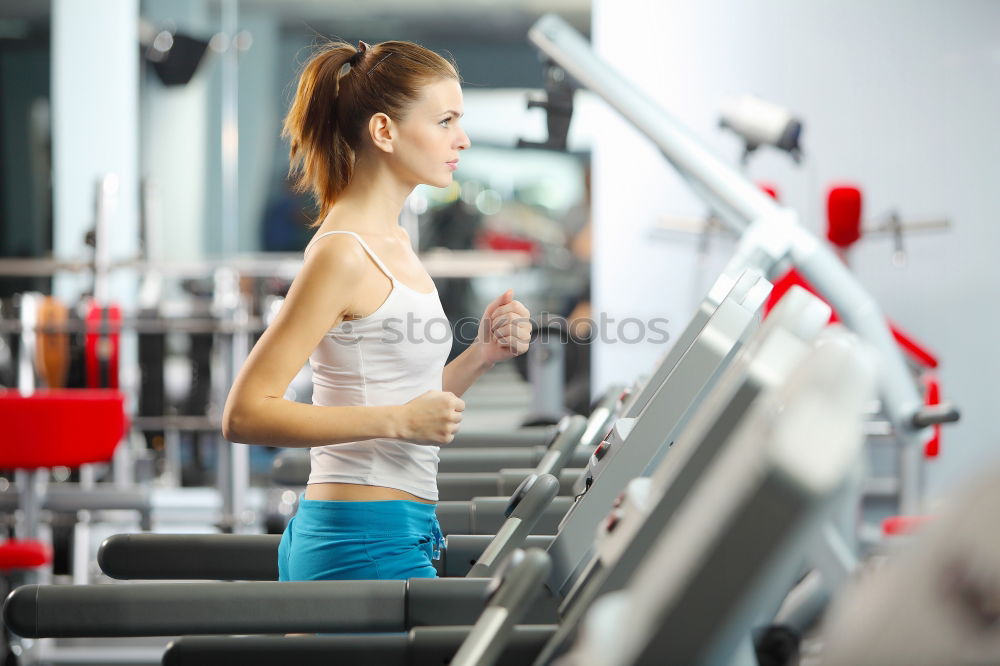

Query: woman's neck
left=326, top=157, right=413, bottom=236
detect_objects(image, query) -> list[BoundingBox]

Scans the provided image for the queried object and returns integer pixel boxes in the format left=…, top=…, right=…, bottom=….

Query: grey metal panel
left=546, top=293, right=759, bottom=597
left=468, top=497, right=572, bottom=535
left=98, top=533, right=279, bottom=580
left=449, top=426, right=556, bottom=449
left=4, top=580, right=408, bottom=637
left=540, top=290, right=832, bottom=662
left=0, top=487, right=151, bottom=514
left=437, top=473, right=505, bottom=500
left=437, top=447, right=545, bottom=473
left=626, top=328, right=812, bottom=592
left=405, top=577, right=495, bottom=626
left=623, top=342, right=870, bottom=666
left=4, top=577, right=547, bottom=639
left=539, top=322, right=818, bottom=661
left=435, top=501, right=472, bottom=535
left=162, top=626, right=555, bottom=666
left=437, top=467, right=584, bottom=501
left=443, top=535, right=555, bottom=577
left=619, top=289, right=717, bottom=420
left=621, top=270, right=766, bottom=419
left=164, top=635, right=410, bottom=666
left=411, top=626, right=555, bottom=666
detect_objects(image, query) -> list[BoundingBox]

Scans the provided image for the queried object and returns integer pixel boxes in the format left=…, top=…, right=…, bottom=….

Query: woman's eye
left=439, top=117, right=451, bottom=127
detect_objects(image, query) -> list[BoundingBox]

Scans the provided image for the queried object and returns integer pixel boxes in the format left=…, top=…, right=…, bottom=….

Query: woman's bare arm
left=442, top=340, right=494, bottom=398
left=222, top=236, right=404, bottom=447
left=442, top=290, right=531, bottom=397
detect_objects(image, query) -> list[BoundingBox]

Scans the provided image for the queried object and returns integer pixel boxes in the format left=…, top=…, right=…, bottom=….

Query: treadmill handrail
left=527, top=14, right=927, bottom=512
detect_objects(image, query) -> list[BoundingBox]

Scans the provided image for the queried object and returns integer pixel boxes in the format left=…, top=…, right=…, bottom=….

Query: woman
left=222, top=40, right=532, bottom=581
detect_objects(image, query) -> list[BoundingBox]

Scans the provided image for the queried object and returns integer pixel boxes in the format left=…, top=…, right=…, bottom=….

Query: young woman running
left=222, top=39, right=532, bottom=581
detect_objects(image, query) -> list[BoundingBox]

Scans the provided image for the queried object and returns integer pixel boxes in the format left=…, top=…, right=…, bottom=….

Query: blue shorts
left=277, top=497, right=445, bottom=581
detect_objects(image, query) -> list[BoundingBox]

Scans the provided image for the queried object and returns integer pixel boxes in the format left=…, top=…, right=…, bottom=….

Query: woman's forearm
left=442, top=341, right=494, bottom=398
left=223, top=397, right=401, bottom=447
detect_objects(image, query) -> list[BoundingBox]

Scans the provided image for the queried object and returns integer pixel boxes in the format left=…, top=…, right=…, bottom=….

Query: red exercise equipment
left=0, top=390, right=128, bottom=573
left=84, top=301, right=122, bottom=389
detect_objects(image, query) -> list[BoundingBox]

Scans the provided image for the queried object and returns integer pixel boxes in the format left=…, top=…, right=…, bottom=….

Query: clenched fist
left=478, top=289, right=531, bottom=366
left=397, top=390, right=465, bottom=445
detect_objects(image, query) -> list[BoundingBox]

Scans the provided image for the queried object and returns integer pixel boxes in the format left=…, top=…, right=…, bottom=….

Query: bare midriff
left=304, top=482, right=435, bottom=504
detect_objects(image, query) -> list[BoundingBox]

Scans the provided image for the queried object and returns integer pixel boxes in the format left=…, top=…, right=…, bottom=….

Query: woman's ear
left=369, top=112, right=395, bottom=154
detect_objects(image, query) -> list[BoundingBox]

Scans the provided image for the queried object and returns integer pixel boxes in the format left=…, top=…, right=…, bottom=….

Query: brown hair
left=283, top=40, right=459, bottom=226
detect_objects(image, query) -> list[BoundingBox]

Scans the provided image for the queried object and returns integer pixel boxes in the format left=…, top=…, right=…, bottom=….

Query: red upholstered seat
left=0, top=389, right=128, bottom=469
left=0, top=390, right=125, bottom=574
left=0, top=539, right=52, bottom=571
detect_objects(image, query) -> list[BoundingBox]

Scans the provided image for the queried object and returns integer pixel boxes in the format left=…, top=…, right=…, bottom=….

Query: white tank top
left=303, top=230, right=453, bottom=501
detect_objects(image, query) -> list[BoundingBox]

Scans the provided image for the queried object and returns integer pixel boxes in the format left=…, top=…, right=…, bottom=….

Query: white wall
left=52, top=0, right=139, bottom=303
left=591, top=0, right=1000, bottom=501
left=140, top=2, right=280, bottom=260
left=141, top=0, right=212, bottom=264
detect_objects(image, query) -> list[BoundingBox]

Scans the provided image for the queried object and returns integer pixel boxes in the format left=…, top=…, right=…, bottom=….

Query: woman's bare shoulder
left=285, top=232, right=369, bottom=315
left=303, top=230, right=369, bottom=271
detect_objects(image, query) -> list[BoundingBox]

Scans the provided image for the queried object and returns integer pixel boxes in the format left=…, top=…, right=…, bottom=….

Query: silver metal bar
left=17, top=292, right=38, bottom=393
left=0, top=317, right=267, bottom=335
left=93, top=174, right=118, bottom=305
left=162, top=426, right=183, bottom=488
left=0, top=250, right=531, bottom=279
left=131, top=415, right=221, bottom=432
left=72, top=511, right=91, bottom=585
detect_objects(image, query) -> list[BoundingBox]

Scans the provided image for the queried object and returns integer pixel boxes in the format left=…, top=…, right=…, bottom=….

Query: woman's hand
left=396, top=390, right=465, bottom=445
left=477, top=289, right=532, bottom=366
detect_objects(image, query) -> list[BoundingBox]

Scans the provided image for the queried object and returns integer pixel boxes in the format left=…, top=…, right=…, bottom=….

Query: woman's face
left=389, top=78, right=471, bottom=189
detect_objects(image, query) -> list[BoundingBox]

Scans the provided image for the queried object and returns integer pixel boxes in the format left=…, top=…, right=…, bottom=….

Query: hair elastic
left=349, top=40, right=370, bottom=66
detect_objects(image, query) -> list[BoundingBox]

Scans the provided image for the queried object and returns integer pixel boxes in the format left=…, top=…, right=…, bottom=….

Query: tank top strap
left=305, top=230, right=397, bottom=282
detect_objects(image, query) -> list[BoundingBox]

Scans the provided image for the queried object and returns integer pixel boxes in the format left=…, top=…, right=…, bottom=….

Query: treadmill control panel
left=574, top=418, right=635, bottom=496
left=595, top=477, right=655, bottom=566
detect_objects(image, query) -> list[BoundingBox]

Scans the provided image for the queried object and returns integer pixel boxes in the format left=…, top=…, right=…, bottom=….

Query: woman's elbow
left=221, top=397, right=247, bottom=442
